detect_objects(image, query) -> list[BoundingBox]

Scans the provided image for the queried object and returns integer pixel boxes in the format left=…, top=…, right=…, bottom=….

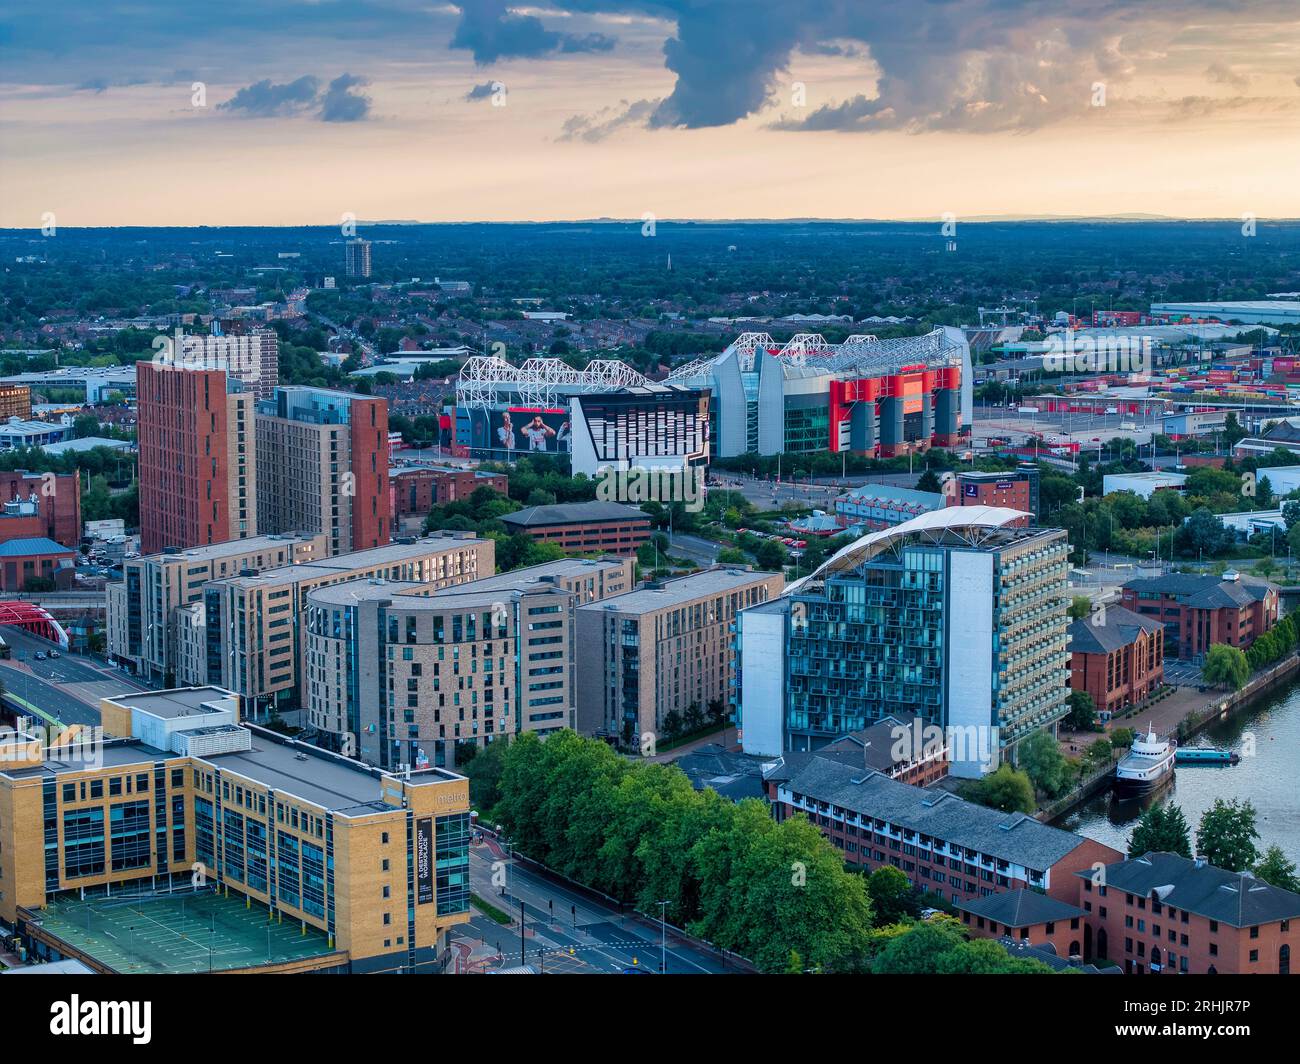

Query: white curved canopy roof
left=785, top=505, right=1031, bottom=595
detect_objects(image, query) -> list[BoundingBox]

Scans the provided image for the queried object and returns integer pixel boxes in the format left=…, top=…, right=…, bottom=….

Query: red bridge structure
left=0, top=600, right=70, bottom=650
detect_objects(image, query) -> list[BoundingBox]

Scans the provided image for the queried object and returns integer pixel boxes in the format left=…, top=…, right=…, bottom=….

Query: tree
left=1067, top=596, right=1092, bottom=620
left=1128, top=802, right=1192, bottom=859
left=915, top=469, right=942, bottom=494
left=1017, top=730, right=1074, bottom=799
left=1201, top=644, right=1249, bottom=691
left=1175, top=508, right=1233, bottom=559
left=865, top=866, right=920, bottom=926
left=1196, top=798, right=1261, bottom=872
left=960, top=763, right=1035, bottom=814
left=1253, top=846, right=1300, bottom=893
left=464, top=738, right=509, bottom=815
left=1066, top=690, right=1097, bottom=732
left=1282, top=499, right=1300, bottom=530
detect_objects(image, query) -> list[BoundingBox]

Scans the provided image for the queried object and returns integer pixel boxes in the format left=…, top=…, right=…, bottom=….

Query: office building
left=1068, top=604, right=1164, bottom=717
left=1119, top=570, right=1279, bottom=659
left=737, top=507, right=1070, bottom=777
left=575, top=566, right=784, bottom=746
left=345, top=238, right=372, bottom=278
left=197, top=534, right=494, bottom=718
left=390, top=465, right=508, bottom=527
left=499, top=500, right=652, bottom=557
left=949, top=465, right=1040, bottom=522
left=0, top=688, right=471, bottom=974
left=106, top=532, right=328, bottom=682
left=136, top=362, right=258, bottom=555
left=0, top=537, right=77, bottom=591
left=256, top=386, right=391, bottom=556
left=0, top=383, right=32, bottom=420
left=305, top=556, right=634, bottom=768
left=1077, top=851, right=1300, bottom=974
left=0, top=471, right=81, bottom=547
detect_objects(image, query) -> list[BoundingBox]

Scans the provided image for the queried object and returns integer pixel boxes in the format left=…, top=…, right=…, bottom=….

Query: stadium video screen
left=468, top=406, right=572, bottom=458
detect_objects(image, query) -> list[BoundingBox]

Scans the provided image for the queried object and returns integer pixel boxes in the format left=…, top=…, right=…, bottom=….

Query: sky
left=2, top=1, right=1299, bottom=226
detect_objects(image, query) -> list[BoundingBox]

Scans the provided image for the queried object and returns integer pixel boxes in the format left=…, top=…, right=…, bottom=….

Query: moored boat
left=1115, top=729, right=1176, bottom=798
left=1174, top=746, right=1239, bottom=765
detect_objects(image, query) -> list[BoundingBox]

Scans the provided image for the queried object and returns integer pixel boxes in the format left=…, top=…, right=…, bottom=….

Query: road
left=666, top=532, right=721, bottom=567
left=0, top=626, right=147, bottom=728
left=452, top=839, right=745, bottom=974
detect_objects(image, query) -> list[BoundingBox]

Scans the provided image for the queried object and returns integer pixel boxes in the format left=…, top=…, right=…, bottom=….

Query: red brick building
left=499, top=500, right=651, bottom=557
left=0, top=383, right=32, bottom=421
left=0, top=536, right=77, bottom=591
left=136, top=361, right=257, bottom=554
left=1068, top=604, right=1164, bottom=716
left=762, top=713, right=949, bottom=795
left=0, top=470, right=81, bottom=547
left=957, top=889, right=1087, bottom=956
left=1120, top=571, right=1278, bottom=659
left=1076, top=851, right=1300, bottom=974
left=946, top=466, right=1039, bottom=525
left=389, top=465, right=508, bottom=519
left=767, top=757, right=1122, bottom=905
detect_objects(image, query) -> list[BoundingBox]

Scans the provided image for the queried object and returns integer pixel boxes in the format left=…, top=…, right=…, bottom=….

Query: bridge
left=0, top=600, right=70, bottom=649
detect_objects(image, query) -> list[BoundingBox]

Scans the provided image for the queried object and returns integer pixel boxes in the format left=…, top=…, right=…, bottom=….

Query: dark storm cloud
left=220, top=76, right=322, bottom=117
left=450, top=0, right=617, bottom=64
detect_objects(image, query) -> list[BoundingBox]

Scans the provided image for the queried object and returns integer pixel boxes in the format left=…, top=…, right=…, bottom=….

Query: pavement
left=449, top=837, right=746, bottom=975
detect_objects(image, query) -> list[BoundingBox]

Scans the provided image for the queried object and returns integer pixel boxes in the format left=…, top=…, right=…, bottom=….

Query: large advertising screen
left=467, top=405, right=572, bottom=459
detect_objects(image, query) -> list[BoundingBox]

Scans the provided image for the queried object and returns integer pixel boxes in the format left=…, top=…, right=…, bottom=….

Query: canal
left=1061, top=678, right=1300, bottom=864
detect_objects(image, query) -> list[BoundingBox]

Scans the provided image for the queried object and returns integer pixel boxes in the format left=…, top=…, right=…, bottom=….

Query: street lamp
left=657, top=899, right=668, bottom=974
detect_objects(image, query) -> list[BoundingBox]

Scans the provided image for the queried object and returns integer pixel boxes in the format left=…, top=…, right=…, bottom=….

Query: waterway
left=1061, top=680, right=1300, bottom=864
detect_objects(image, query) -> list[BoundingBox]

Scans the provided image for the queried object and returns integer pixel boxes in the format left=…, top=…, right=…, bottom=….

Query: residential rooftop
left=1068, top=604, right=1162, bottom=655
left=1122, top=570, right=1275, bottom=609
left=579, top=566, right=777, bottom=614
left=956, top=888, right=1085, bottom=927
left=137, top=532, right=321, bottom=565
left=217, top=533, right=484, bottom=588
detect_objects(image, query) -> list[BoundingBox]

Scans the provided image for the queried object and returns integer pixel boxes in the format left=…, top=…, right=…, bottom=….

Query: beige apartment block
left=107, top=532, right=329, bottom=683
left=576, top=566, right=784, bottom=747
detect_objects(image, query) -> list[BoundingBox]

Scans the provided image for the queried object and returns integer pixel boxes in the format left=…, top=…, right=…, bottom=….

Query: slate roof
left=1122, top=572, right=1276, bottom=610
left=1068, top=604, right=1162, bottom=655
left=500, top=501, right=649, bottom=528
left=957, top=888, right=1084, bottom=927
left=1076, top=851, right=1300, bottom=928
left=779, top=758, right=1087, bottom=871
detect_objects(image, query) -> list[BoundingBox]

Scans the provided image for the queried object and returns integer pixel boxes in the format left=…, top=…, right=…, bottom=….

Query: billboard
left=466, top=405, right=572, bottom=459
left=416, top=817, right=434, bottom=905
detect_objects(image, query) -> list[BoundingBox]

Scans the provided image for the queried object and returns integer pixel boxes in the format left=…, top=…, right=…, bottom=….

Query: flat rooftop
left=140, top=532, right=319, bottom=565
left=32, top=888, right=338, bottom=974
left=579, top=567, right=777, bottom=614
left=107, top=687, right=232, bottom=720
left=218, top=534, right=484, bottom=588
left=0, top=739, right=173, bottom=782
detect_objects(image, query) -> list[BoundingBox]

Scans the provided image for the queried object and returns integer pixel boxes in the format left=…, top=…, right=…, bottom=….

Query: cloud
left=220, top=75, right=321, bottom=117
left=319, top=73, right=371, bottom=122
left=1206, top=62, right=1250, bottom=90
left=219, top=73, right=371, bottom=121
left=465, top=80, right=498, bottom=101
left=450, top=0, right=616, bottom=63
left=559, top=98, right=658, bottom=142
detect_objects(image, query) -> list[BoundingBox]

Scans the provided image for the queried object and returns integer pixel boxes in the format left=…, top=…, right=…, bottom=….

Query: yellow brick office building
left=0, top=688, right=471, bottom=974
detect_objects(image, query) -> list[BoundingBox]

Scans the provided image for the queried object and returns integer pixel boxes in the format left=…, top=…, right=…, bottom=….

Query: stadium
left=666, top=327, right=973, bottom=458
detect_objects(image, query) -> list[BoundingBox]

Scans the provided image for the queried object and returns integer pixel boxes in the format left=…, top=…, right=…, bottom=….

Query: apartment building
left=305, top=556, right=634, bottom=769
left=172, top=328, right=279, bottom=401
left=1077, top=851, right=1300, bottom=974
left=0, top=383, right=32, bottom=420
left=345, top=238, right=372, bottom=278
left=738, top=506, right=1070, bottom=777
left=575, top=566, right=784, bottom=746
left=0, top=688, right=470, bottom=974
left=106, top=532, right=328, bottom=683
left=136, top=361, right=257, bottom=554
left=256, top=386, right=391, bottom=555
left=198, top=534, right=494, bottom=719
left=767, top=757, right=1121, bottom=906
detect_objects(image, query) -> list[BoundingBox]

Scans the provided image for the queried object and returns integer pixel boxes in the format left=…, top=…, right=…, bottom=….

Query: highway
left=1, top=626, right=147, bottom=728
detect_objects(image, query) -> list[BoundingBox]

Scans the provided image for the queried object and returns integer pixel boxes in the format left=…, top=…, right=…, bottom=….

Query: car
left=48, top=650, right=60, bottom=658
left=34, top=651, right=47, bottom=661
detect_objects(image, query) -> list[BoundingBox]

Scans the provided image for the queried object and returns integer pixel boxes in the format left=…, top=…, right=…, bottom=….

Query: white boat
left=1114, top=729, right=1175, bottom=798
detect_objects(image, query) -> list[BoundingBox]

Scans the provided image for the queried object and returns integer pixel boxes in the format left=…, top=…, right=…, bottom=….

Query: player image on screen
left=496, top=410, right=516, bottom=451
left=556, top=419, right=572, bottom=453
left=522, top=414, right=557, bottom=452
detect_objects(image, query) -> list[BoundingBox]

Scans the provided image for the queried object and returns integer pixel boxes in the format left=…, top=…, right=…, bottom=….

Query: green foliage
left=491, top=730, right=875, bottom=973
left=959, top=763, right=1036, bottom=814
left=463, top=738, right=508, bottom=814
left=1201, top=643, right=1250, bottom=691
left=1017, top=730, right=1075, bottom=799
left=865, top=866, right=920, bottom=926
left=1066, top=690, right=1097, bottom=732
left=1127, top=802, right=1192, bottom=859
left=1196, top=798, right=1261, bottom=873
left=1067, top=596, right=1093, bottom=620
left=1253, top=846, right=1300, bottom=893
left=869, top=920, right=1052, bottom=974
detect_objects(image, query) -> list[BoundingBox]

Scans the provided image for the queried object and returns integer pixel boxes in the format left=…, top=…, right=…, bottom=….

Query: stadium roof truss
left=457, top=356, right=650, bottom=408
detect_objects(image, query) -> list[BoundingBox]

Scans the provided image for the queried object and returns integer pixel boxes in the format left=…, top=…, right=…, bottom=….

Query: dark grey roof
left=1068, top=604, right=1162, bottom=655
left=780, top=759, right=1087, bottom=870
left=500, top=500, right=650, bottom=528
left=1123, top=572, right=1276, bottom=610
left=957, top=888, right=1084, bottom=927
left=996, top=938, right=1117, bottom=974
left=673, top=743, right=769, bottom=802
left=1076, top=851, right=1300, bottom=928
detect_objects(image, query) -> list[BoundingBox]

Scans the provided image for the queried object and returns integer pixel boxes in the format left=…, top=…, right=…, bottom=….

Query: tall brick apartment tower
left=255, top=386, right=390, bottom=555
left=136, top=361, right=258, bottom=554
